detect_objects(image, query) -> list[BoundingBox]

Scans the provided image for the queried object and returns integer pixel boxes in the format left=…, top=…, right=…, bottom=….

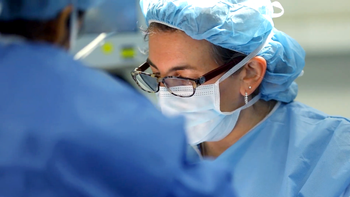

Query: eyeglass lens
left=135, top=73, right=196, bottom=96
left=163, top=78, right=195, bottom=97
left=135, top=73, right=159, bottom=92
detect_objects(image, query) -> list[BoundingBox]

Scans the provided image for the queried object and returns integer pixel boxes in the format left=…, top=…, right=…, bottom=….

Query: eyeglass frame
left=131, top=56, right=246, bottom=97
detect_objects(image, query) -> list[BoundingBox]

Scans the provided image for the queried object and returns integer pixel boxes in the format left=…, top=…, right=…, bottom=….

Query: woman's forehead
left=148, top=31, right=216, bottom=71
left=149, top=30, right=211, bottom=51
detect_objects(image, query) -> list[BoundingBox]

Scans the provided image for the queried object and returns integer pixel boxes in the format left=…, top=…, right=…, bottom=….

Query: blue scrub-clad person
left=132, top=0, right=350, bottom=196
left=0, top=0, right=236, bottom=196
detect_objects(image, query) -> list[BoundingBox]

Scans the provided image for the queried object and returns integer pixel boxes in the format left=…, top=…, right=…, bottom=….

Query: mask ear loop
left=213, top=31, right=273, bottom=111
left=69, top=0, right=78, bottom=51
left=271, top=1, right=285, bottom=18
left=218, top=31, right=274, bottom=84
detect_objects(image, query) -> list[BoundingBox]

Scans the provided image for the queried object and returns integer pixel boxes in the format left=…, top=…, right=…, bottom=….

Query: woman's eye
left=173, top=72, right=187, bottom=78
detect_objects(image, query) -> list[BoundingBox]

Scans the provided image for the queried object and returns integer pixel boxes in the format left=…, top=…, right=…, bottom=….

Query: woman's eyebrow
left=147, top=58, right=196, bottom=74
left=167, top=65, right=196, bottom=74
left=147, top=58, right=158, bottom=69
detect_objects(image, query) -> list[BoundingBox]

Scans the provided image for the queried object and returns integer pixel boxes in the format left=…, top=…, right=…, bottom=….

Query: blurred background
left=72, top=0, right=350, bottom=118
left=274, top=0, right=350, bottom=118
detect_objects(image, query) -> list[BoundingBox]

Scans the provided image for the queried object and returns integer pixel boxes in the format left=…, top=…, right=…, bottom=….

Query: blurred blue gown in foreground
left=0, top=41, right=235, bottom=197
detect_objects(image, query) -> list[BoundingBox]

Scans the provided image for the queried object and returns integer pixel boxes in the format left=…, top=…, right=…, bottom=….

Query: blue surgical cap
left=140, top=0, right=306, bottom=103
left=0, top=0, right=103, bottom=20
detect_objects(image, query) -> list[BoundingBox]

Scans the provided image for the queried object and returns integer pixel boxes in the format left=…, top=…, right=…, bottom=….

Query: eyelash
left=151, top=71, right=186, bottom=79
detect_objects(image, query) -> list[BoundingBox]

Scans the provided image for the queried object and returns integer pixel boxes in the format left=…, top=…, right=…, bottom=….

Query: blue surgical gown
left=214, top=102, right=350, bottom=197
left=0, top=42, right=235, bottom=197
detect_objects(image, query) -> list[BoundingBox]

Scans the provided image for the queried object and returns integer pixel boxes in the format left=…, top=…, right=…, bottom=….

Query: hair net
left=0, top=0, right=103, bottom=20
left=140, top=0, right=305, bottom=103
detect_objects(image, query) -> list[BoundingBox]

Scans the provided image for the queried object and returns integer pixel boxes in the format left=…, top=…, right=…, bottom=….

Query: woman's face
left=148, top=30, right=245, bottom=112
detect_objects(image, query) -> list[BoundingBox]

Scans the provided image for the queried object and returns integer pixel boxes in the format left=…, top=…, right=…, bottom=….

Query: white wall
left=274, top=0, right=350, bottom=118
left=274, top=0, right=350, bottom=54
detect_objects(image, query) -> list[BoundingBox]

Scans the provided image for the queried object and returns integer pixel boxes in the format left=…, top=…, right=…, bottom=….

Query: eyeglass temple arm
left=135, top=62, right=163, bottom=83
left=197, top=56, right=245, bottom=85
left=135, top=62, right=150, bottom=72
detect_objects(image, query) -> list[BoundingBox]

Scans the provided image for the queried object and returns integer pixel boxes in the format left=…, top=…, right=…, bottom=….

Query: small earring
left=249, top=86, right=252, bottom=89
left=245, top=92, right=248, bottom=104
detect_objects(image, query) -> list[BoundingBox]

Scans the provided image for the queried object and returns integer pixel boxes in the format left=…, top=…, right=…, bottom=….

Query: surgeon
left=132, top=0, right=350, bottom=196
left=0, top=0, right=236, bottom=196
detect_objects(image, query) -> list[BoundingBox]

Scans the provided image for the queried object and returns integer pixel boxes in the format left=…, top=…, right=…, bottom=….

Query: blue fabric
left=214, top=102, right=350, bottom=197
left=140, top=0, right=306, bottom=103
left=0, top=0, right=102, bottom=20
left=0, top=42, right=235, bottom=196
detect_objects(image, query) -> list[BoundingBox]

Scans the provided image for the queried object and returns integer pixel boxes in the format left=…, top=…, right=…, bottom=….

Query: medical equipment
left=72, top=0, right=147, bottom=70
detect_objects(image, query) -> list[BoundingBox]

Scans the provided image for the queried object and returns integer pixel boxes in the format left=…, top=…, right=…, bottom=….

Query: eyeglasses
left=131, top=56, right=245, bottom=97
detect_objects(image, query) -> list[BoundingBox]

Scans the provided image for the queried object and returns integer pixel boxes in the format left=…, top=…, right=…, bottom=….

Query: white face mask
left=157, top=83, right=260, bottom=145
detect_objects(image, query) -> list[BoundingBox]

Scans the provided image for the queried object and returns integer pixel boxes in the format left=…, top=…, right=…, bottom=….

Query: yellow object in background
left=120, top=47, right=136, bottom=59
left=101, top=43, right=136, bottom=59
left=101, top=42, right=114, bottom=54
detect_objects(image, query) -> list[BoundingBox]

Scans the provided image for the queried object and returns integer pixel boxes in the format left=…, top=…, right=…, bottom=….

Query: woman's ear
left=239, top=56, right=267, bottom=96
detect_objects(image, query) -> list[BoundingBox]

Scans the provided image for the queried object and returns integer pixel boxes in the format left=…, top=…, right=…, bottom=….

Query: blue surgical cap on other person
left=140, top=0, right=305, bottom=103
left=0, top=0, right=103, bottom=20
